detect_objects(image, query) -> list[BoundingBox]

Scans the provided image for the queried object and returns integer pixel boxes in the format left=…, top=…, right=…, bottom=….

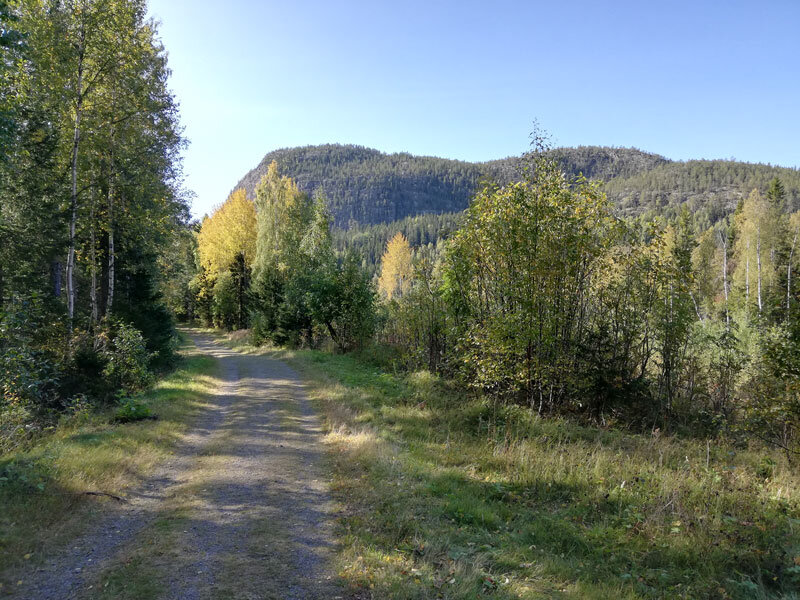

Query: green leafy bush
left=101, top=321, right=154, bottom=397
left=60, top=332, right=109, bottom=400
left=114, top=397, right=154, bottom=423
left=0, top=457, right=49, bottom=493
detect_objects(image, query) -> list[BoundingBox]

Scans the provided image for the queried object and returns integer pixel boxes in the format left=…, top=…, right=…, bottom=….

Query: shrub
left=114, top=397, right=154, bottom=423
left=101, top=321, right=154, bottom=397
left=0, top=404, right=38, bottom=453
left=0, top=297, right=59, bottom=410
left=735, top=324, right=800, bottom=458
left=60, top=332, right=109, bottom=400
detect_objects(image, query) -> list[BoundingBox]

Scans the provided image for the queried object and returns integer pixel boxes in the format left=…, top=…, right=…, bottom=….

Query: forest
left=234, top=143, right=800, bottom=230
left=0, top=0, right=187, bottom=447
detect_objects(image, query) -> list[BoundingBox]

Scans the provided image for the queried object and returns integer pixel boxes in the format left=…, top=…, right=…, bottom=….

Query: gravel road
left=9, top=332, right=341, bottom=600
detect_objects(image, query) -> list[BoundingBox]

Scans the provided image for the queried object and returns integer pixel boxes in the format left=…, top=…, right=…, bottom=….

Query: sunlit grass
left=213, top=327, right=800, bottom=599
left=0, top=335, right=219, bottom=588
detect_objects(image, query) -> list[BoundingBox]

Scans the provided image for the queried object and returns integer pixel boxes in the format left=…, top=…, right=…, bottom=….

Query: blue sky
left=146, top=0, right=800, bottom=218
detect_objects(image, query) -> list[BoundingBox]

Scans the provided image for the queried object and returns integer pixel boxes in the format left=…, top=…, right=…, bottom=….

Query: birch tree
left=378, top=232, right=413, bottom=300
left=733, top=190, right=780, bottom=316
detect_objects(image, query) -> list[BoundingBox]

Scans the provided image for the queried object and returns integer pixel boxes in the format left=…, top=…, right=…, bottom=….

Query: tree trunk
left=326, top=321, right=341, bottom=351
left=99, top=229, right=109, bottom=316
left=90, top=190, right=98, bottom=327
left=722, top=237, right=729, bottom=326
left=690, top=291, right=703, bottom=321
left=66, top=25, right=85, bottom=333
left=106, top=195, right=114, bottom=316
left=106, top=135, right=115, bottom=317
left=788, top=228, right=798, bottom=320
left=745, top=240, right=750, bottom=310
left=66, top=100, right=82, bottom=328
left=756, top=230, right=763, bottom=314
left=238, top=272, right=243, bottom=329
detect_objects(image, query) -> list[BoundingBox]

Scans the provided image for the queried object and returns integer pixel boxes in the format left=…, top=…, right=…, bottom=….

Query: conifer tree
left=768, top=176, right=786, bottom=212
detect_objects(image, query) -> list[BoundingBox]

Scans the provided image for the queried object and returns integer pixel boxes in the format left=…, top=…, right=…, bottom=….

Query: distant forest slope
left=331, top=211, right=463, bottom=275
left=607, top=160, right=800, bottom=227
left=235, top=143, right=800, bottom=233
left=235, top=145, right=484, bottom=227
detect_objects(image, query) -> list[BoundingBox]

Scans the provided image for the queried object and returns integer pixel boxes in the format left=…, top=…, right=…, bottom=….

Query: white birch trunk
left=67, top=58, right=83, bottom=331
left=90, top=190, right=98, bottom=326
left=745, top=240, right=750, bottom=308
left=756, top=229, right=763, bottom=314
left=788, top=228, right=798, bottom=319
left=106, top=152, right=115, bottom=317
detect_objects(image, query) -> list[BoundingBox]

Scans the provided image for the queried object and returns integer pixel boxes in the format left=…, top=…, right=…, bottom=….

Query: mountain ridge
left=233, top=143, right=800, bottom=229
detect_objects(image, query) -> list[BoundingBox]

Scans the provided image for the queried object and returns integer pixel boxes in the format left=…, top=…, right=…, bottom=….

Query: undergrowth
left=0, top=335, right=218, bottom=590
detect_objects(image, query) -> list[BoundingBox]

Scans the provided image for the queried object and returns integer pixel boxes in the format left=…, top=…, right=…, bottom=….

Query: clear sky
left=146, top=0, right=800, bottom=219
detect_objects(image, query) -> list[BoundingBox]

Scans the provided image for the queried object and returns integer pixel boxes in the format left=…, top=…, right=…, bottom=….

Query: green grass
left=0, top=335, right=219, bottom=590
left=215, top=331, right=800, bottom=599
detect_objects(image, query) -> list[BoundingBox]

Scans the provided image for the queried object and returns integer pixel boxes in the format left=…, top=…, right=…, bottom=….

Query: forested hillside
left=235, top=145, right=483, bottom=227
left=235, top=144, right=800, bottom=230
left=610, top=160, right=800, bottom=228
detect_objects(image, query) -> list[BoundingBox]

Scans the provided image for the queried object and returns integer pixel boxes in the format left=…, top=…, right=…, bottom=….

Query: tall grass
left=263, top=345, right=800, bottom=599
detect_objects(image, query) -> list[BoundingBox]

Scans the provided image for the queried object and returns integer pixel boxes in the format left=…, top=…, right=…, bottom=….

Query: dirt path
left=10, top=332, right=342, bottom=600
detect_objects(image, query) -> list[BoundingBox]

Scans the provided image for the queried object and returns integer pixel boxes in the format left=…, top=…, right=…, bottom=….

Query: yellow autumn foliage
left=197, top=188, right=257, bottom=276
left=378, top=232, right=413, bottom=300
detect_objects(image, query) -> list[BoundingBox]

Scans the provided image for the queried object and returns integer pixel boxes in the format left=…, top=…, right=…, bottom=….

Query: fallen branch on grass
left=81, top=491, right=128, bottom=503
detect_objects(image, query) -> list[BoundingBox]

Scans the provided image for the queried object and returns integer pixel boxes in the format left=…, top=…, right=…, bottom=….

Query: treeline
left=378, top=155, right=800, bottom=455
left=1, top=0, right=186, bottom=444
left=192, top=163, right=375, bottom=351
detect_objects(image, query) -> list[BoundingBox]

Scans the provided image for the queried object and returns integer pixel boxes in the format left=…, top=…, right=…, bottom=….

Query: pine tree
left=768, top=177, right=786, bottom=212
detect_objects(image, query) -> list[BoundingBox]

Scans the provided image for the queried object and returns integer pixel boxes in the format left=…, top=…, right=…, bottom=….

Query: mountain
left=235, top=145, right=489, bottom=227
left=234, top=144, right=800, bottom=230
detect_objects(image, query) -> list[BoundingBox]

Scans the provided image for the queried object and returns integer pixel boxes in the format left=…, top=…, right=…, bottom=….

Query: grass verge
left=0, top=334, right=218, bottom=590
left=215, top=330, right=800, bottom=600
